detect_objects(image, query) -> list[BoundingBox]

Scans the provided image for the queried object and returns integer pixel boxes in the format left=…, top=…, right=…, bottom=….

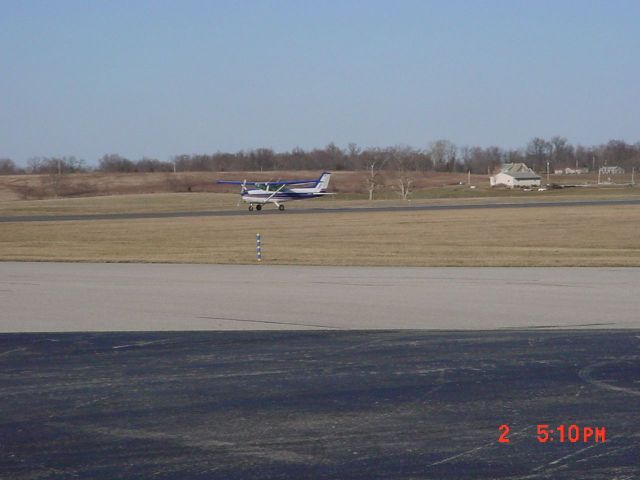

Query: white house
left=490, top=171, right=541, bottom=188
left=490, top=163, right=541, bottom=188
left=564, top=167, right=589, bottom=174
left=599, top=166, right=625, bottom=174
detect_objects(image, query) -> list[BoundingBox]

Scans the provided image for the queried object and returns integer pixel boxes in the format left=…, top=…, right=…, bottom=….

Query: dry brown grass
left=0, top=172, right=225, bottom=201
left=2, top=171, right=639, bottom=209
left=1, top=205, right=639, bottom=266
left=0, top=170, right=486, bottom=201
left=0, top=193, right=238, bottom=216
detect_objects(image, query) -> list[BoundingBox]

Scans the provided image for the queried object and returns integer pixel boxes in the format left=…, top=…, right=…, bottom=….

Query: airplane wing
left=217, top=178, right=320, bottom=186
left=217, top=180, right=255, bottom=185
left=262, top=179, right=320, bottom=185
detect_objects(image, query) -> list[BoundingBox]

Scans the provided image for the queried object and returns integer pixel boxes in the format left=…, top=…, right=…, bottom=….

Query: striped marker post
left=256, top=233, right=262, bottom=262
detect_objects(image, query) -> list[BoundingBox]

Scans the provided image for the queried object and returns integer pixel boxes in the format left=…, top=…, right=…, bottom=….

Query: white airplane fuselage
left=241, top=186, right=327, bottom=205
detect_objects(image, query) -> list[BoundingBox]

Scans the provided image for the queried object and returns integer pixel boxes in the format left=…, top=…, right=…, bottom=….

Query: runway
left=2, top=263, right=639, bottom=332
left=1, top=330, right=639, bottom=479
left=2, top=198, right=640, bottom=223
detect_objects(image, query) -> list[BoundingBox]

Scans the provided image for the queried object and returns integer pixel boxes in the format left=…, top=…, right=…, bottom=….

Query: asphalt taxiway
left=1, top=330, right=639, bottom=479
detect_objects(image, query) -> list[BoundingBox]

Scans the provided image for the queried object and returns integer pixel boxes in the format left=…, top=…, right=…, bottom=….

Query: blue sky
left=1, top=0, right=638, bottom=164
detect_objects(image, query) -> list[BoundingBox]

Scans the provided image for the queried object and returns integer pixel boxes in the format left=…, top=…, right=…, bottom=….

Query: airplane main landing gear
left=278, top=205, right=285, bottom=211
left=248, top=205, right=254, bottom=211
left=256, top=204, right=262, bottom=211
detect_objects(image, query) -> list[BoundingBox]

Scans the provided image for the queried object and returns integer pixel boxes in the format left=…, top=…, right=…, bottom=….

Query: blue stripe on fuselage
left=242, top=192, right=323, bottom=200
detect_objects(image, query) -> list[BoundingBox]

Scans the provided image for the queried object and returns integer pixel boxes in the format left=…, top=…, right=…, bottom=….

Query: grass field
left=2, top=205, right=639, bottom=266
left=2, top=171, right=639, bottom=267
left=1, top=185, right=639, bottom=217
left=0, top=192, right=238, bottom=216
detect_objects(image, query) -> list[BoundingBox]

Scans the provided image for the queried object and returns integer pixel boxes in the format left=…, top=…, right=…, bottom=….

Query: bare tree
left=549, top=136, right=574, bottom=170
left=0, top=158, right=18, bottom=175
left=324, top=142, right=345, bottom=170
left=251, top=148, right=275, bottom=171
left=391, top=146, right=417, bottom=200
left=46, top=158, right=66, bottom=197
left=99, top=154, right=134, bottom=172
left=526, top=137, right=551, bottom=171
left=462, top=146, right=504, bottom=174
left=429, top=140, right=458, bottom=172
left=27, top=157, right=44, bottom=174
left=599, top=140, right=635, bottom=169
left=347, top=142, right=360, bottom=160
left=396, top=172, right=413, bottom=200
left=135, top=157, right=174, bottom=172
left=362, top=149, right=387, bottom=201
left=49, top=169, right=63, bottom=197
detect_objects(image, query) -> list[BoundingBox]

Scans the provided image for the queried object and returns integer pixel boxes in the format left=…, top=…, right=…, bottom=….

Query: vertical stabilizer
left=314, top=172, right=331, bottom=192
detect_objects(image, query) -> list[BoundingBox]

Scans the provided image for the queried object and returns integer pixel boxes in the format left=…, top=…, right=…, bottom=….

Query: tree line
left=2, top=137, right=639, bottom=176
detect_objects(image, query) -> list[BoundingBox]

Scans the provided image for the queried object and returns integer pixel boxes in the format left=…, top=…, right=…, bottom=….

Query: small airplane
left=217, top=172, right=333, bottom=211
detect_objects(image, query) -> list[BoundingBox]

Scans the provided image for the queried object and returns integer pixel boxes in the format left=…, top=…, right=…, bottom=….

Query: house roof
left=503, top=171, right=541, bottom=180
left=501, top=163, right=533, bottom=173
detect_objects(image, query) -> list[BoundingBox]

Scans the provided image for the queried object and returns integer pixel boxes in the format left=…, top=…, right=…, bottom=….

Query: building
left=490, top=171, right=541, bottom=188
left=564, top=167, right=589, bottom=174
left=556, top=167, right=589, bottom=174
left=490, top=163, right=541, bottom=188
left=599, top=166, right=625, bottom=174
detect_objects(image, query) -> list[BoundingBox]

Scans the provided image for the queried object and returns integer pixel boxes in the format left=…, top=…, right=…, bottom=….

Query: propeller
left=237, top=179, right=247, bottom=207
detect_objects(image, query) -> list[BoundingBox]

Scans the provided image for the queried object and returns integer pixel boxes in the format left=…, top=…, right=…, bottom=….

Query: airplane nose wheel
left=256, top=204, right=262, bottom=211
left=278, top=205, right=285, bottom=211
left=248, top=205, right=254, bottom=211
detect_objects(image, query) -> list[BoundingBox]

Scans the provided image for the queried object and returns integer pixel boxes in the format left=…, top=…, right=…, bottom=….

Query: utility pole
left=468, top=169, right=471, bottom=185
left=546, top=160, right=550, bottom=185
left=632, top=167, right=635, bottom=186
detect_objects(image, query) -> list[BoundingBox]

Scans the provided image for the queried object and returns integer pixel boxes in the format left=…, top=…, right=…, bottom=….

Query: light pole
left=546, top=160, right=550, bottom=185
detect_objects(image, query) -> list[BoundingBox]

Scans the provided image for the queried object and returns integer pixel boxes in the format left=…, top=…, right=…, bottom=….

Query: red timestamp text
left=537, top=424, right=606, bottom=443
left=498, top=424, right=606, bottom=444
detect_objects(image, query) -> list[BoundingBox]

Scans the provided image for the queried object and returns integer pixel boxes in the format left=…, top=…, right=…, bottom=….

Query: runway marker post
left=256, top=233, right=262, bottom=262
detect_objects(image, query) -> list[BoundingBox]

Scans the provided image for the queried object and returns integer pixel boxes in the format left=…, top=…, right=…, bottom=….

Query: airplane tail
left=313, top=172, right=331, bottom=192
